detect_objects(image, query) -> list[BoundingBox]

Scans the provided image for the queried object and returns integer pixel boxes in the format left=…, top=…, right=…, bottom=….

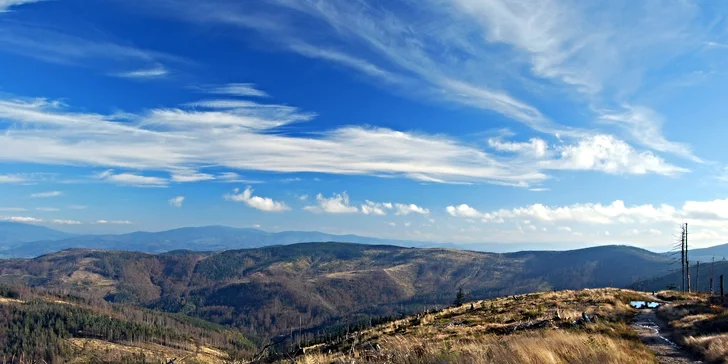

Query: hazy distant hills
left=0, top=223, right=462, bottom=258
left=0, top=242, right=674, bottom=339
left=0, top=221, right=76, bottom=248
left=0, top=222, right=578, bottom=258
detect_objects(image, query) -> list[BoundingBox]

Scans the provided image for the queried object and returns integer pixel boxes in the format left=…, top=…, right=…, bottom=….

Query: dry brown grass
left=684, top=334, right=728, bottom=363
left=656, top=298, right=728, bottom=363
left=293, top=289, right=654, bottom=364
left=66, top=338, right=225, bottom=364
left=298, top=330, right=655, bottom=364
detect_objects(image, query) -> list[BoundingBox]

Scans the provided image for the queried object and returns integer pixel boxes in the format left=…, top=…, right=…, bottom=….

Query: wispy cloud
left=0, top=95, right=686, bottom=186
left=0, top=207, right=26, bottom=212
left=141, top=0, right=704, bottom=164
left=196, top=83, right=268, bottom=97
left=94, top=220, right=132, bottom=225
left=170, top=170, right=215, bottom=183
left=0, top=22, right=184, bottom=77
left=0, top=0, right=47, bottom=13
left=98, top=170, right=167, bottom=187
left=0, top=174, right=26, bottom=183
left=51, top=219, right=80, bottom=225
left=36, top=207, right=59, bottom=212
left=2, top=216, right=43, bottom=223
left=224, top=187, right=290, bottom=212
left=30, top=191, right=62, bottom=198
left=168, top=196, right=185, bottom=208
left=113, top=66, right=168, bottom=79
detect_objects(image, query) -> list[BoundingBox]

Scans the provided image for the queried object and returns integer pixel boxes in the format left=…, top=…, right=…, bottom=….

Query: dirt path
left=631, top=309, right=702, bottom=364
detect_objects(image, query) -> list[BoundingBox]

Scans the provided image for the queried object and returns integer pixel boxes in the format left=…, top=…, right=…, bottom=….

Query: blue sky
left=1, top=0, right=728, bottom=249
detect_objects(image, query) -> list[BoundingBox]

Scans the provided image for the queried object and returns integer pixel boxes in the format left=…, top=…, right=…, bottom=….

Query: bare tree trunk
left=681, top=224, right=686, bottom=293
left=686, top=223, right=690, bottom=294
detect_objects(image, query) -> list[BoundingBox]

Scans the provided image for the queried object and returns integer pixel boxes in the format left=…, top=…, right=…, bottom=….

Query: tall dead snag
left=696, top=261, right=700, bottom=294
left=711, top=257, right=715, bottom=295
left=686, top=223, right=690, bottom=294
left=681, top=224, right=686, bottom=293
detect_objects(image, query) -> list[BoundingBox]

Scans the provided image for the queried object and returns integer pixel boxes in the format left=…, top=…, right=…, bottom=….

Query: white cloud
left=51, top=219, right=81, bottom=225
left=361, top=200, right=392, bottom=215
left=0, top=207, right=26, bottom=212
left=2, top=216, right=42, bottom=223
left=168, top=196, right=185, bottom=208
left=36, top=207, right=59, bottom=212
left=394, top=203, right=429, bottom=216
left=0, top=0, right=46, bottom=12
left=98, top=170, right=167, bottom=187
left=30, top=191, right=62, bottom=198
left=225, top=187, right=290, bottom=212
left=598, top=106, right=701, bottom=162
left=304, top=192, right=358, bottom=214
left=0, top=92, right=685, bottom=188
left=170, top=170, right=215, bottom=182
left=0, top=174, right=26, bottom=183
left=298, top=194, right=308, bottom=201
left=68, top=205, right=87, bottom=210
left=0, top=22, right=182, bottom=77
left=446, top=204, right=482, bottom=218
left=198, top=83, right=268, bottom=97
left=114, top=66, right=168, bottom=79
left=557, top=226, right=572, bottom=232
left=488, top=137, right=548, bottom=158
left=95, top=220, right=132, bottom=225
left=547, top=135, right=688, bottom=176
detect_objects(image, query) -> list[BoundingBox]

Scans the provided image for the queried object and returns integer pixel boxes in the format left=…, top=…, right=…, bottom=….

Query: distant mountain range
left=0, top=222, right=584, bottom=258
left=0, top=221, right=76, bottom=247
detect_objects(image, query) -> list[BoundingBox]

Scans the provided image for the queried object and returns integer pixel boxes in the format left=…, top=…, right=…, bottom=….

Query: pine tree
left=453, top=287, right=466, bottom=306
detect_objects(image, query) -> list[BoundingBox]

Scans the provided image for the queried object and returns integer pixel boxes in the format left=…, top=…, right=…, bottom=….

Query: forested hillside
left=0, top=242, right=673, bottom=342
left=0, top=284, right=254, bottom=363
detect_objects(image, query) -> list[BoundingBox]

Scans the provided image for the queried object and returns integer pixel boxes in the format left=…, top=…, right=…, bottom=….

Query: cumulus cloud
left=304, top=192, right=358, bottom=214
left=168, top=196, right=185, bottom=208
left=225, top=187, right=290, bottom=212
left=30, top=191, right=62, bottom=198
left=394, top=203, right=430, bottom=216
left=361, top=200, right=392, bottom=215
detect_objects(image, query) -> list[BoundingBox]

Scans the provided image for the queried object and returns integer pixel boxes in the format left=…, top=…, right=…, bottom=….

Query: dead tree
left=711, top=257, right=715, bottom=295
left=685, top=223, right=690, bottom=293
left=696, top=261, right=700, bottom=294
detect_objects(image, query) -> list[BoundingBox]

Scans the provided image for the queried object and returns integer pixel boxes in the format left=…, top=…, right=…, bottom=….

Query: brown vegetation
left=289, top=289, right=656, bottom=364
left=656, top=294, right=728, bottom=363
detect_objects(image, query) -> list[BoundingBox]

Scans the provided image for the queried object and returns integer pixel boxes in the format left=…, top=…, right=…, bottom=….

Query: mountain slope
left=0, top=284, right=254, bottom=363
left=632, top=259, right=728, bottom=292
left=685, top=243, right=728, bottom=263
left=0, top=242, right=673, bottom=341
left=0, top=222, right=75, bottom=248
